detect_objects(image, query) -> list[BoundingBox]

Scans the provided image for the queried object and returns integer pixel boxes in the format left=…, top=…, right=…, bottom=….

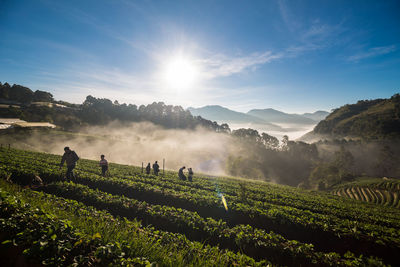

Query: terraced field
left=332, top=179, right=400, bottom=208
left=1, top=148, right=399, bottom=266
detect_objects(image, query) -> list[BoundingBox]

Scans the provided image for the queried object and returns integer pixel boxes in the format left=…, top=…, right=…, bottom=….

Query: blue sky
left=0, top=0, right=399, bottom=113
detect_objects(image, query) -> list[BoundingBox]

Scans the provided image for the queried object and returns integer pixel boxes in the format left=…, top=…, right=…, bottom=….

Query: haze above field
left=0, top=0, right=399, bottom=113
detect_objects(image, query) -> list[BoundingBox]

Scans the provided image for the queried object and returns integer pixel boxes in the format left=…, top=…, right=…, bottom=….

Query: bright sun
left=163, top=55, right=198, bottom=90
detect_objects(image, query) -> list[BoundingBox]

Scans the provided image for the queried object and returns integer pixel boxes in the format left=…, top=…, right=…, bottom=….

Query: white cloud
left=278, top=0, right=300, bottom=32
left=277, top=0, right=347, bottom=56
left=347, top=45, right=397, bottom=62
left=198, top=51, right=283, bottom=79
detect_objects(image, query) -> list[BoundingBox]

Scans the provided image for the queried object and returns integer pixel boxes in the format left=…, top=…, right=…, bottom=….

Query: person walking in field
left=59, top=146, right=79, bottom=181
left=188, top=167, right=194, bottom=182
left=153, top=161, right=160, bottom=176
left=146, top=163, right=151, bottom=175
left=99, top=154, right=108, bottom=177
left=178, top=166, right=186, bottom=181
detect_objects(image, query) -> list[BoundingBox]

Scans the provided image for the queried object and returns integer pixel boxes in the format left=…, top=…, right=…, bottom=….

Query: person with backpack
left=178, top=166, right=186, bottom=181
left=59, top=146, right=79, bottom=181
left=99, top=154, right=108, bottom=177
left=153, top=161, right=160, bottom=176
left=146, top=163, right=151, bottom=175
left=188, top=167, right=194, bottom=182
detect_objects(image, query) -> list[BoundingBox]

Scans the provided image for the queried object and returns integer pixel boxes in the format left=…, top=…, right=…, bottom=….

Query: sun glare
left=163, top=55, right=198, bottom=90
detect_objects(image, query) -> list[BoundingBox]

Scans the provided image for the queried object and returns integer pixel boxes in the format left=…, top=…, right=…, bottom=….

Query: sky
left=0, top=0, right=399, bottom=113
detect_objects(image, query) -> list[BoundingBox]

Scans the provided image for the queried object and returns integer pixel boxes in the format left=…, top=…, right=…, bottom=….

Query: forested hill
left=0, top=82, right=230, bottom=132
left=313, top=94, right=400, bottom=139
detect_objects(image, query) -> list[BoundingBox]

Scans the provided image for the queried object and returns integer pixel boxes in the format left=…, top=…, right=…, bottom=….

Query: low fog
left=2, top=121, right=399, bottom=187
left=6, top=122, right=237, bottom=175
left=228, top=122, right=317, bottom=141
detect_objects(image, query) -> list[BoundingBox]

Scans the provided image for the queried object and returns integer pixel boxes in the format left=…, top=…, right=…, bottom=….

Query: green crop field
left=1, top=148, right=399, bottom=266
left=332, top=178, right=400, bottom=209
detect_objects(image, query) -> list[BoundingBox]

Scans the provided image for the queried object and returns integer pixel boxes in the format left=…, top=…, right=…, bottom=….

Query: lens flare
left=221, top=194, right=228, bottom=211
left=214, top=183, right=228, bottom=211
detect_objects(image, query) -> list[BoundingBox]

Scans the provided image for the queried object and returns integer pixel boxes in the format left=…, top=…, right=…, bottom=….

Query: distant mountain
left=187, top=105, right=330, bottom=133
left=308, top=94, right=400, bottom=140
left=302, top=111, right=329, bottom=122
left=187, top=105, right=283, bottom=131
left=188, top=105, right=264, bottom=124
left=247, top=108, right=318, bottom=124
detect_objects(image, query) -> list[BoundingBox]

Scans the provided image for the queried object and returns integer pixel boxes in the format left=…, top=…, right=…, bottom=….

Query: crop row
left=3, top=155, right=400, bottom=247
left=2, top=148, right=400, bottom=264
left=3, top=148, right=400, bottom=219
left=0, top=187, right=151, bottom=266
left=0, top=180, right=269, bottom=266
left=1, top=162, right=398, bottom=264
left=334, top=186, right=400, bottom=208
left=4, top=147, right=400, bottom=230
left=36, top=181, right=376, bottom=266
left=76, top=160, right=400, bottom=227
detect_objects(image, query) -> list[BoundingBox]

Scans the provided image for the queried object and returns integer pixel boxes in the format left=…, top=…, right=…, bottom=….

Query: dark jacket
left=61, top=150, right=79, bottom=166
left=179, top=167, right=186, bottom=180
left=146, top=164, right=151, bottom=174
left=153, top=163, right=159, bottom=172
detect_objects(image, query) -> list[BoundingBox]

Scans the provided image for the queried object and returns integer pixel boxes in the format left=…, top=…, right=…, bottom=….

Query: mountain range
left=188, top=105, right=329, bottom=129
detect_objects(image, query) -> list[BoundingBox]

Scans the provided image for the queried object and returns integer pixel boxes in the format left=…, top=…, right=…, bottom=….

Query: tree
left=333, top=146, right=354, bottom=181
left=375, top=145, right=398, bottom=177
left=220, top=123, right=231, bottom=134
left=9, top=84, right=34, bottom=103
left=393, top=93, right=400, bottom=120
left=232, top=128, right=262, bottom=144
left=0, top=82, right=11, bottom=99
left=33, top=90, right=53, bottom=102
left=261, top=133, right=279, bottom=150
left=281, top=135, right=289, bottom=151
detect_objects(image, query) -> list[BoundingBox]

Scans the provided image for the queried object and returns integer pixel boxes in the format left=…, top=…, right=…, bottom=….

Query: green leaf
left=74, top=239, right=83, bottom=247
left=92, top=232, right=101, bottom=239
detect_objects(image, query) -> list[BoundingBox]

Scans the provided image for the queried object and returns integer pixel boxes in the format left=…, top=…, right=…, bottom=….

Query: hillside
left=1, top=147, right=400, bottom=265
left=302, top=110, right=330, bottom=121
left=312, top=94, right=400, bottom=139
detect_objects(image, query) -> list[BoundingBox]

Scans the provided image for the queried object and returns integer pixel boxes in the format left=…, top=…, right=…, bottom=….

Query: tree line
left=226, top=128, right=400, bottom=189
left=0, top=82, right=230, bottom=132
left=0, top=82, right=54, bottom=103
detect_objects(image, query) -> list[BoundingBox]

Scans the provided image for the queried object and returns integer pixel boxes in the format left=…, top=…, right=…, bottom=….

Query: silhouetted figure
left=99, top=155, right=108, bottom=177
left=146, top=163, right=151, bottom=175
left=179, top=166, right=186, bottom=181
left=153, top=161, right=160, bottom=176
left=188, top=168, right=193, bottom=182
left=60, top=147, right=79, bottom=181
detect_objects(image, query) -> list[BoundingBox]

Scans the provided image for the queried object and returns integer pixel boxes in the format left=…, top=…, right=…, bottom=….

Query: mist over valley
left=188, top=105, right=328, bottom=140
